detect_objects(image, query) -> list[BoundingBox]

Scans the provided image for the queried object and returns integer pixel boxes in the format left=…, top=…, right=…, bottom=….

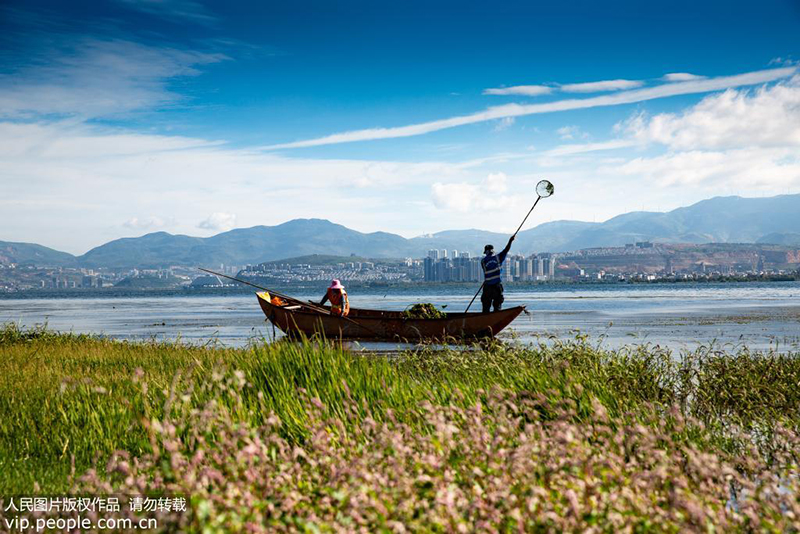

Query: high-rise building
left=450, top=256, right=463, bottom=282
left=470, top=258, right=482, bottom=282
left=423, top=257, right=435, bottom=281
left=535, top=256, right=544, bottom=277
left=542, top=257, right=555, bottom=279
left=428, top=249, right=439, bottom=260
left=441, top=249, right=448, bottom=259
left=435, top=260, right=449, bottom=282
left=502, top=262, right=513, bottom=282
left=524, top=258, right=534, bottom=280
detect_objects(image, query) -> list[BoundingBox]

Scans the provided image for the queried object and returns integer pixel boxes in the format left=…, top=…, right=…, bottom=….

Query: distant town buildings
left=423, top=250, right=558, bottom=283
left=239, top=258, right=421, bottom=285
left=1, top=242, right=799, bottom=293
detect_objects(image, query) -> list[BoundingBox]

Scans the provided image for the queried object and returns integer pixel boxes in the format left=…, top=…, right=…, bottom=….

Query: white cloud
left=485, top=172, right=508, bottom=193
left=492, top=117, right=515, bottom=131
left=622, top=75, right=800, bottom=150
left=198, top=212, right=237, bottom=232
left=770, top=57, right=798, bottom=67
left=0, top=38, right=226, bottom=119
left=556, top=125, right=588, bottom=140
left=610, top=148, right=800, bottom=190
left=123, top=216, right=170, bottom=230
left=662, top=72, right=706, bottom=82
left=554, top=75, right=800, bottom=195
left=431, top=172, right=516, bottom=212
left=559, top=79, right=643, bottom=93
left=263, top=67, right=797, bottom=149
left=0, top=120, right=482, bottom=252
left=544, top=139, right=637, bottom=157
left=483, top=85, right=553, bottom=96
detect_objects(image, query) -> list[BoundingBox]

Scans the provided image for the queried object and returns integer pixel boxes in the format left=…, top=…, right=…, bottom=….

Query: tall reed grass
left=2, top=324, right=800, bottom=530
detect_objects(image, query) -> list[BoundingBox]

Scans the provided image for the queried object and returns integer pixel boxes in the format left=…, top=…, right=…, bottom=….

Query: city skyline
left=1, top=1, right=799, bottom=254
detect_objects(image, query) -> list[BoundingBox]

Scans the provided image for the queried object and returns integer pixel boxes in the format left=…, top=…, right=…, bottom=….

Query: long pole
left=199, top=268, right=330, bottom=313
left=464, top=194, right=544, bottom=313
left=511, top=195, right=543, bottom=241
left=199, top=268, right=383, bottom=336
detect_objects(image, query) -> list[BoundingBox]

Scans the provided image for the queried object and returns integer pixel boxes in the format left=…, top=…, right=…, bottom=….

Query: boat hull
left=256, top=292, right=524, bottom=341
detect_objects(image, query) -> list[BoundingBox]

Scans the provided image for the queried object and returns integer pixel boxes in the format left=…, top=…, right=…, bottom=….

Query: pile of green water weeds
left=401, top=302, right=447, bottom=319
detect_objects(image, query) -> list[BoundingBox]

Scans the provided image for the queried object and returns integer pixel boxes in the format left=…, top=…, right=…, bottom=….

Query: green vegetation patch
left=401, top=302, right=447, bottom=319
left=3, top=324, right=800, bottom=530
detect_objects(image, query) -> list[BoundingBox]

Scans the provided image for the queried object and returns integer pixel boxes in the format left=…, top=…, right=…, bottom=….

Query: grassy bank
left=2, top=324, right=800, bottom=530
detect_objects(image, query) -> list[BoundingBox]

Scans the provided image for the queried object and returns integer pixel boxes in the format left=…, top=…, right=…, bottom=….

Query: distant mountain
left=407, top=220, right=599, bottom=255
left=4, top=194, right=800, bottom=269
left=200, top=220, right=409, bottom=263
left=79, top=219, right=412, bottom=268
left=757, top=232, right=800, bottom=246
left=516, top=220, right=599, bottom=253
left=557, top=194, right=800, bottom=251
left=409, top=229, right=508, bottom=256
left=79, top=232, right=204, bottom=268
left=0, top=240, right=77, bottom=266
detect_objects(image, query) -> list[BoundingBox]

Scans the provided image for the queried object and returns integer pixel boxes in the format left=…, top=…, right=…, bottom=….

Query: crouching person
left=320, top=279, right=350, bottom=317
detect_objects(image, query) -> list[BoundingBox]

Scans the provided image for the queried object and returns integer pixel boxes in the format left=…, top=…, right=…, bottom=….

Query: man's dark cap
left=484, top=244, right=494, bottom=253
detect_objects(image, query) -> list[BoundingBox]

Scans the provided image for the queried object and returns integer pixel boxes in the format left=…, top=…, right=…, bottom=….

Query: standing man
left=480, top=236, right=514, bottom=313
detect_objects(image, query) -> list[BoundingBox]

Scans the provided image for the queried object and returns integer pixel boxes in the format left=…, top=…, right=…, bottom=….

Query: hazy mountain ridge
left=2, top=194, right=799, bottom=268
left=0, top=241, right=78, bottom=267
left=757, top=233, right=800, bottom=246
left=80, top=219, right=414, bottom=268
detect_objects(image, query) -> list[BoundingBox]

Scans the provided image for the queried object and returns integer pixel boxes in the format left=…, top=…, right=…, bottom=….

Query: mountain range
left=2, top=194, right=799, bottom=269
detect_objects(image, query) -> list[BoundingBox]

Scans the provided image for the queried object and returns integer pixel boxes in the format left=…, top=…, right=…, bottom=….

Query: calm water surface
left=2, top=283, right=799, bottom=353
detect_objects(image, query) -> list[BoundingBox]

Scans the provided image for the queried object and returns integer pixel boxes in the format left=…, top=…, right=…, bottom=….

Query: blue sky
left=1, top=0, right=799, bottom=253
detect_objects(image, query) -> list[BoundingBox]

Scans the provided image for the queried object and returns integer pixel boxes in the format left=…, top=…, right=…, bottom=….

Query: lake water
left=2, top=282, right=799, bottom=353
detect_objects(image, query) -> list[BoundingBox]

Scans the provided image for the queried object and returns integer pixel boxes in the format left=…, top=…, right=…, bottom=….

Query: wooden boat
left=256, top=292, right=524, bottom=342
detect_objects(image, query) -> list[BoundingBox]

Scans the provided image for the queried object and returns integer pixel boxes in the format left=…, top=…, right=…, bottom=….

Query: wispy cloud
left=559, top=79, right=643, bottom=93
left=485, top=79, right=644, bottom=98
left=483, top=85, right=553, bottom=96
left=769, top=57, right=798, bottom=67
left=492, top=117, right=515, bottom=132
left=0, top=120, right=480, bottom=252
left=556, top=125, right=588, bottom=140
left=609, top=148, right=800, bottom=189
left=123, top=216, right=172, bottom=230
left=116, top=0, right=218, bottom=25
left=0, top=38, right=227, bottom=119
left=662, top=72, right=706, bottom=82
left=595, top=76, right=800, bottom=191
left=544, top=139, right=636, bottom=157
left=621, top=74, right=800, bottom=150
left=198, top=212, right=237, bottom=232
left=264, top=67, right=797, bottom=150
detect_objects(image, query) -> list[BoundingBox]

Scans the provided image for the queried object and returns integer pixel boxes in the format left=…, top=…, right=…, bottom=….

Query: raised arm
left=498, top=235, right=515, bottom=263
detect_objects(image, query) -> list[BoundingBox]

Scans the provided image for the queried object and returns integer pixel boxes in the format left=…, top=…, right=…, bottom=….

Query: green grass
left=1, top=323, right=800, bottom=496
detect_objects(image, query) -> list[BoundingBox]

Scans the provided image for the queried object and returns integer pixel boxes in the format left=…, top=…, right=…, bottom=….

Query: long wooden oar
left=198, top=268, right=381, bottom=336
left=199, top=268, right=333, bottom=314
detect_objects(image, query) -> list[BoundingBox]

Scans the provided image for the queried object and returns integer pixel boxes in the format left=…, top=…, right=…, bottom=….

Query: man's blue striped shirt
left=481, top=249, right=509, bottom=286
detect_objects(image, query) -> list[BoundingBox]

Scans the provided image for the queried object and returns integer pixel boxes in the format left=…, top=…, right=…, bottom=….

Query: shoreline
left=1, top=277, right=799, bottom=300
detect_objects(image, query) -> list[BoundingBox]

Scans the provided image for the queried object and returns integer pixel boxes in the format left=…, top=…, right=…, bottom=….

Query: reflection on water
left=1, top=282, right=799, bottom=353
